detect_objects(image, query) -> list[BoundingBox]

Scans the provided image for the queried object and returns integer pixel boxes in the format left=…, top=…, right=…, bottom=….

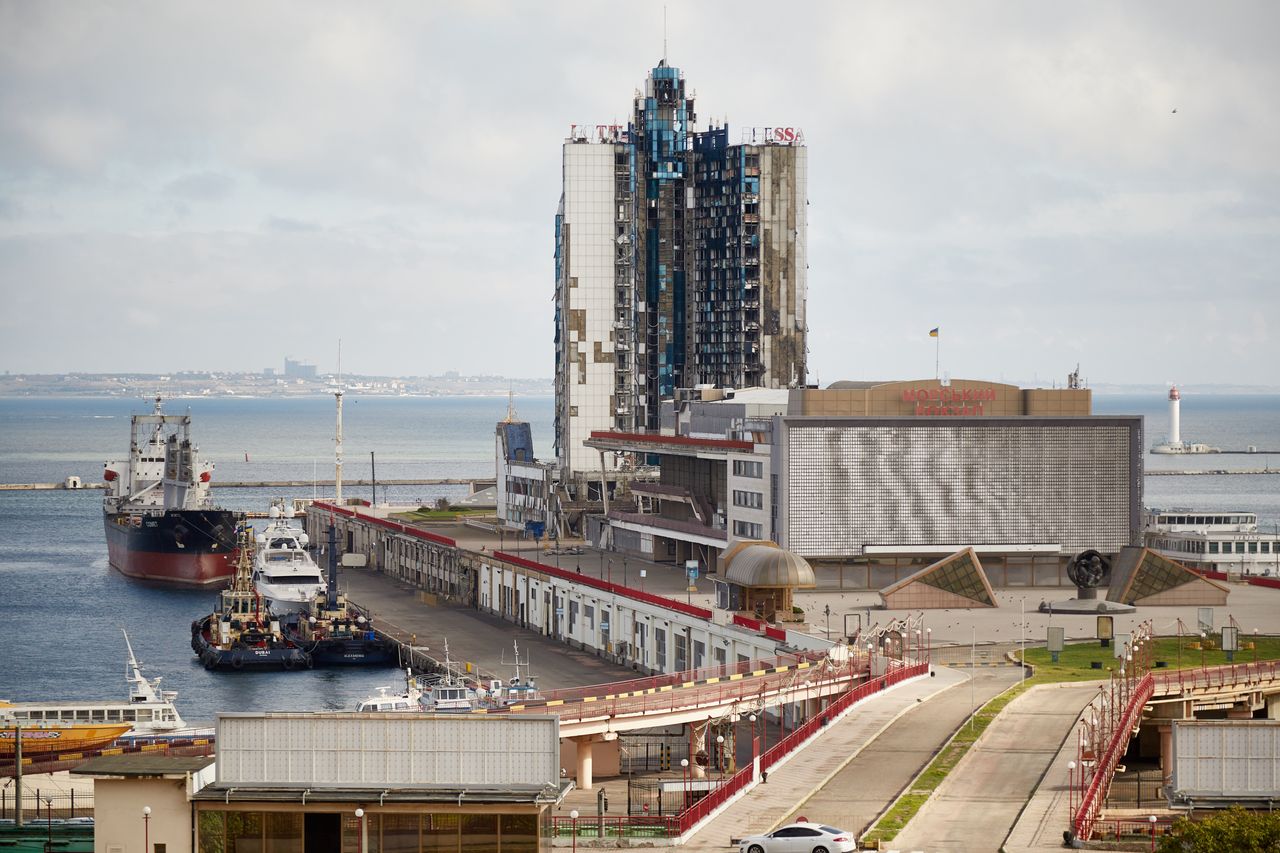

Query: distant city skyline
left=1, top=3, right=1277, bottom=383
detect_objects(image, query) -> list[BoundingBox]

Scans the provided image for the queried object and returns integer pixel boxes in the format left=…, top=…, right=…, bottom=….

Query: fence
left=1073, top=672, right=1154, bottom=840
left=0, top=788, right=93, bottom=820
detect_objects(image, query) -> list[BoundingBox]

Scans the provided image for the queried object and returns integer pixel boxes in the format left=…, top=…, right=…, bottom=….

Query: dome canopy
left=724, top=542, right=816, bottom=588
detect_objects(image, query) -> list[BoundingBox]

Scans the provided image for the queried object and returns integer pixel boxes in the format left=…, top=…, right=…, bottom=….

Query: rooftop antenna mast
left=334, top=339, right=344, bottom=503
left=663, top=6, right=668, bottom=63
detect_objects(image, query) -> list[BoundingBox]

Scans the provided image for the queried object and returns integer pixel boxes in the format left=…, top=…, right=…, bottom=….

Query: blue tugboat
left=190, top=526, right=311, bottom=671
left=282, top=523, right=397, bottom=668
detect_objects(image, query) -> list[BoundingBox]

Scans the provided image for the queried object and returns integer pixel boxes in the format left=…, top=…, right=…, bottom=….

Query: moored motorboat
left=252, top=499, right=326, bottom=614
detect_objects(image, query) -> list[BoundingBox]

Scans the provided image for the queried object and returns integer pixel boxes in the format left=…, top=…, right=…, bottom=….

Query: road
left=780, top=668, right=1021, bottom=838
left=891, top=682, right=1098, bottom=852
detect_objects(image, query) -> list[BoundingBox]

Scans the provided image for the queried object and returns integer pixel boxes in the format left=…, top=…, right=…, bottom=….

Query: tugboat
left=190, top=526, right=310, bottom=672
left=252, top=499, right=326, bottom=615
left=103, top=396, right=240, bottom=586
left=283, top=523, right=397, bottom=667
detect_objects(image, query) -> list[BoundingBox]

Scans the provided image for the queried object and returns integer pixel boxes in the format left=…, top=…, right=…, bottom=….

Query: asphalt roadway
left=891, top=681, right=1099, bottom=852
left=779, top=668, right=1020, bottom=839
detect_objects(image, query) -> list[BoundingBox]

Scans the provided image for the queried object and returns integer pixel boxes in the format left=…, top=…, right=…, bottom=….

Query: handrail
left=1074, top=672, right=1154, bottom=840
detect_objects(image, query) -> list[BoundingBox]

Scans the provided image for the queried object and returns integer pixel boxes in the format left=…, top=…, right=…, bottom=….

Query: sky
left=1, top=1, right=1277, bottom=386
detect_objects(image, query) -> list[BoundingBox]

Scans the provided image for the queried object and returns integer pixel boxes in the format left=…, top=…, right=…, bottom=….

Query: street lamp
left=1149, top=814, right=1157, bottom=852
left=1200, top=631, right=1207, bottom=670
left=143, top=806, right=152, bottom=853
left=355, top=808, right=364, bottom=853
left=570, top=809, right=579, bottom=853
left=1067, top=761, right=1077, bottom=818
left=716, top=734, right=726, bottom=778
left=680, top=758, right=690, bottom=808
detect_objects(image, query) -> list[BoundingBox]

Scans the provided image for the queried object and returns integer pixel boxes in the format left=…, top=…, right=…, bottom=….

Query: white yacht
left=252, top=500, right=326, bottom=614
left=1144, top=508, right=1280, bottom=576
left=0, top=630, right=189, bottom=736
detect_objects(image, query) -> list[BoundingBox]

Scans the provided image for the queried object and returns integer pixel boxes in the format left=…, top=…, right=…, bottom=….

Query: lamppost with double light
left=143, top=806, right=152, bottom=853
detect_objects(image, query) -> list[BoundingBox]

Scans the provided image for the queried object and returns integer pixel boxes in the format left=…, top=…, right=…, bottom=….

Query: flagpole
left=935, top=332, right=940, bottom=380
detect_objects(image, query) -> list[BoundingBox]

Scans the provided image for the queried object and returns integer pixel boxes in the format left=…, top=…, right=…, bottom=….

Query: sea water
left=0, top=393, right=1277, bottom=719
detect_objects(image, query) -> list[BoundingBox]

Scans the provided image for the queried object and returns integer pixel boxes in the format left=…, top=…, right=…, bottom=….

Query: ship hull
left=105, top=509, right=239, bottom=587
left=0, top=723, right=132, bottom=757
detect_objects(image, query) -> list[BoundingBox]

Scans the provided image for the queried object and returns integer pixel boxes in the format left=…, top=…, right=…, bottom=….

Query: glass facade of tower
left=555, top=61, right=807, bottom=480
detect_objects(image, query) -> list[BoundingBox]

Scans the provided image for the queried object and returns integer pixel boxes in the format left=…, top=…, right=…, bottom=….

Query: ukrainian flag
left=929, top=327, right=939, bottom=337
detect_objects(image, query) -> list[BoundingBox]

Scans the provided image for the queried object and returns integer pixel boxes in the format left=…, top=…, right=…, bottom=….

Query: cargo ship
left=103, top=397, right=240, bottom=586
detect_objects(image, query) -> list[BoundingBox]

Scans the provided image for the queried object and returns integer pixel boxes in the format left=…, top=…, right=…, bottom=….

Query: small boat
left=190, top=526, right=310, bottom=672
left=251, top=500, right=326, bottom=614
left=0, top=630, right=189, bottom=736
left=0, top=721, right=132, bottom=757
left=416, top=642, right=487, bottom=712
left=477, top=640, right=541, bottom=707
left=354, top=671, right=422, bottom=713
left=283, top=523, right=396, bottom=668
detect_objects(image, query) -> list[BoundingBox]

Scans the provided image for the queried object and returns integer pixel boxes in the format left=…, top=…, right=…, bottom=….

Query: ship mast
left=334, top=340, right=344, bottom=503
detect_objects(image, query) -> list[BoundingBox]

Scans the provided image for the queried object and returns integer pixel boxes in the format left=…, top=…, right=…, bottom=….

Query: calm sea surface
left=0, top=392, right=1276, bottom=720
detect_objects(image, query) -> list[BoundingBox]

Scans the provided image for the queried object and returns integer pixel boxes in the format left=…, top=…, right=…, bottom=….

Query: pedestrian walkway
left=1002, top=684, right=1103, bottom=852
left=677, top=669, right=968, bottom=852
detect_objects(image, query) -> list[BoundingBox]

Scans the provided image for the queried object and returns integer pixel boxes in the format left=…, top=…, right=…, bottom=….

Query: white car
left=738, top=821, right=857, bottom=853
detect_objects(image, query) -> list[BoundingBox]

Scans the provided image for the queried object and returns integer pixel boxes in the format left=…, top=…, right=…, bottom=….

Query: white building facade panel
left=776, top=417, right=1141, bottom=558
left=215, top=713, right=560, bottom=789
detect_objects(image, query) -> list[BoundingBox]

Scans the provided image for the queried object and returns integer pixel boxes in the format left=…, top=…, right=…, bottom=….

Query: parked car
left=738, top=821, right=856, bottom=853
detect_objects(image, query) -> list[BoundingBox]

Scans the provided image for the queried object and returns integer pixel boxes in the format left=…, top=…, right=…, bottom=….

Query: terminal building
left=584, top=377, right=1144, bottom=589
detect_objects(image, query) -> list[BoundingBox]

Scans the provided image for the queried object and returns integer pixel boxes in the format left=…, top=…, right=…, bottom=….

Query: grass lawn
left=1019, top=635, right=1280, bottom=682
left=393, top=508, right=490, bottom=522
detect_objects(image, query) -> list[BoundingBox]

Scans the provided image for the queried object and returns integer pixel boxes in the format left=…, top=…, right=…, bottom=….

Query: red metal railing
left=311, top=501, right=458, bottom=547
left=532, top=651, right=832, bottom=703
left=588, top=430, right=754, bottom=451
left=1073, top=673, right=1154, bottom=840
left=494, top=550, right=713, bottom=619
left=1089, top=816, right=1174, bottom=841
left=1152, top=659, right=1280, bottom=696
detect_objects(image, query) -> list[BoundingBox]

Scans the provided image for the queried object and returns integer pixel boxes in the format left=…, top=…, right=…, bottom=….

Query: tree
left=1157, top=806, right=1280, bottom=852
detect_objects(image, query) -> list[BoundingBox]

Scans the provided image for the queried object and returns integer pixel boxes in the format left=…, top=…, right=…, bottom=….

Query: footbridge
left=507, top=647, right=876, bottom=736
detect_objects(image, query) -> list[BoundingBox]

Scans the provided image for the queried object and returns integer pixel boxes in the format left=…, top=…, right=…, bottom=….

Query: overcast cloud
left=1, top=1, right=1277, bottom=385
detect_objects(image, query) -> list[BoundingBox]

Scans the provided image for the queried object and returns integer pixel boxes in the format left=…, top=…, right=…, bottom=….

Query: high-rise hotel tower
left=555, top=60, right=807, bottom=484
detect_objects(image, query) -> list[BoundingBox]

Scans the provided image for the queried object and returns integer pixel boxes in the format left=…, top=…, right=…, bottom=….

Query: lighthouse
left=1168, top=386, right=1181, bottom=447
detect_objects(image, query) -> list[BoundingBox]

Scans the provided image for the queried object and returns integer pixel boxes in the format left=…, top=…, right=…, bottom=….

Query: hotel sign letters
left=902, top=387, right=997, bottom=417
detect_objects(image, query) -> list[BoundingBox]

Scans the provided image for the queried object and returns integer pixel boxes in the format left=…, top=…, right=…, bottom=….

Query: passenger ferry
left=0, top=630, right=188, bottom=735
left=1144, top=509, right=1280, bottom=576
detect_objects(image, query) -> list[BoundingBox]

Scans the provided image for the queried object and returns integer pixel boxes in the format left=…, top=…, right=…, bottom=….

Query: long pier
left=0, top=478, right=497, bottom=491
